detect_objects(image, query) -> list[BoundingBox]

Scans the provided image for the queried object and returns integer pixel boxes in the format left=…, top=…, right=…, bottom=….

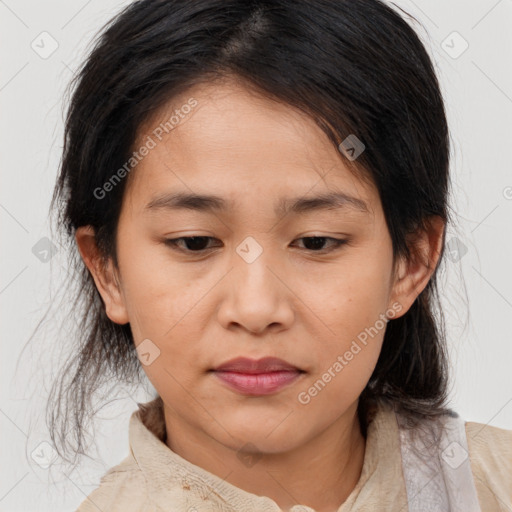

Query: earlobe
left=388, top=216, right=445, bottom=318
left=75, top=226, right=129, bottom=325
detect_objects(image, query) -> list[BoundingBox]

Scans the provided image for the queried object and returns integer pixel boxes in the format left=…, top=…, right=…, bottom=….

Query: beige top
left=75, top=397, right=511, bottom=512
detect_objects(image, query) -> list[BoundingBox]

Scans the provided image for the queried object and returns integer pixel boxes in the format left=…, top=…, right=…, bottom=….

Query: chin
left=219, top=418, right=306, bottom=454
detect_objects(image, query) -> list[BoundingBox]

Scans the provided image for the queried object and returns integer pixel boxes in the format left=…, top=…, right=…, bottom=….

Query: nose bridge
left=233, top=234, right=278, bottom=298
left=216, top=235, right=294, bottom=333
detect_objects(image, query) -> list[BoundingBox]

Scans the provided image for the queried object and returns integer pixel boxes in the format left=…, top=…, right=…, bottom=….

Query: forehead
left=125, top=79, right=378, bottom=217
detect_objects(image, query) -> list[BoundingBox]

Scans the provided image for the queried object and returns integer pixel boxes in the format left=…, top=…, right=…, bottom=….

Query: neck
left=164, top=401, right=366, bottom=512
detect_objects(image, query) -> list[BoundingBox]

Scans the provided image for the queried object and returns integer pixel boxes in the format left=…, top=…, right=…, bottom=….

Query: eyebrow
left=143, top=190, right=369, bottom=216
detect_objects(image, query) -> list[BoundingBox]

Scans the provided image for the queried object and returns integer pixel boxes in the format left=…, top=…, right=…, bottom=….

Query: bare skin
left=76, top=77, right=444, bottom=512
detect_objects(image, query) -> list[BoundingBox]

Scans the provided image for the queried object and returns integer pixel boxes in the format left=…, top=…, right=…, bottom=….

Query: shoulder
left=465, top=420, right=512, bottom=510
left=74, top=455, right=151, bottom=512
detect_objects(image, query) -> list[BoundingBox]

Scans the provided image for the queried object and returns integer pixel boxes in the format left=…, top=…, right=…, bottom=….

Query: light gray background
left=1, top=0, right=511, bottom=510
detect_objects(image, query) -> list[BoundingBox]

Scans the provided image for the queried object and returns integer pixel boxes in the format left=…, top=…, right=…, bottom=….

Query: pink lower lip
left=213, top=370, right=303, bottom=395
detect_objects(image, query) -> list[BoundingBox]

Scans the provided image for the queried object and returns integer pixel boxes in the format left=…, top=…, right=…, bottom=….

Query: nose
left=216, top=247, right=295, bottom=335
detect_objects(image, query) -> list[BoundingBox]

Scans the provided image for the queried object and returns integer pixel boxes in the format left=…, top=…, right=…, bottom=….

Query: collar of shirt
left=127, top=396, right=408, bottom=511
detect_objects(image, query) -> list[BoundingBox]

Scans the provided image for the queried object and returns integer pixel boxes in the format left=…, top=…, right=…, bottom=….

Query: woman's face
left=80, top=79, right=425, bottom=454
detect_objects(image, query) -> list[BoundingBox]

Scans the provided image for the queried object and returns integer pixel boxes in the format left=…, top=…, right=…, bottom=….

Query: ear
left=388, top=216, right=445, bottom=318
left=75, top=225, right=129, bottom=325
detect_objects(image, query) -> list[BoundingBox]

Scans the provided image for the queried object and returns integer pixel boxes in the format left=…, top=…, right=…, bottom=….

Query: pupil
left=305, top=237, right=325, bottom=250
left=186, top=237, right=209, bottom=251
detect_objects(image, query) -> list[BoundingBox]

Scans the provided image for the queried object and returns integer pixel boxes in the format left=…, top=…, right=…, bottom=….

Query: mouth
left=210, top=357, right=306, bottom=396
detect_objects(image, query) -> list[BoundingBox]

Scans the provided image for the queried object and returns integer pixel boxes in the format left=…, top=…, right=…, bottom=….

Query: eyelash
left=163, top=236, right=348, bottom=255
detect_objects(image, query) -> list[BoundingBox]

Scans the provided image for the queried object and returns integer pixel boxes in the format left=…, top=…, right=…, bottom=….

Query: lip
left=213, top=356, right=302, bottom=373
left=211, top=357, right=305, bottom=396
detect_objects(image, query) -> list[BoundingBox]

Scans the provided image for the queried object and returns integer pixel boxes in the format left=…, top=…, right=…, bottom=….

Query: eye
left=164, top=236, right=219, bottom=252
left=291, top=236, right=348, bottom=252
left=164, top=235, right=348, bottom=254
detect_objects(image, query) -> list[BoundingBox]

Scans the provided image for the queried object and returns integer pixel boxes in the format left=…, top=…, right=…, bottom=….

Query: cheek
left=297, top=274, right=388, bottom=411
left=296, top=339, right=382, bottom=421
left=299, top=250, right=392, bottom=377
left=305, top=252, right=393, bottom=327
left=116, top=236, right=202, bottom=337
